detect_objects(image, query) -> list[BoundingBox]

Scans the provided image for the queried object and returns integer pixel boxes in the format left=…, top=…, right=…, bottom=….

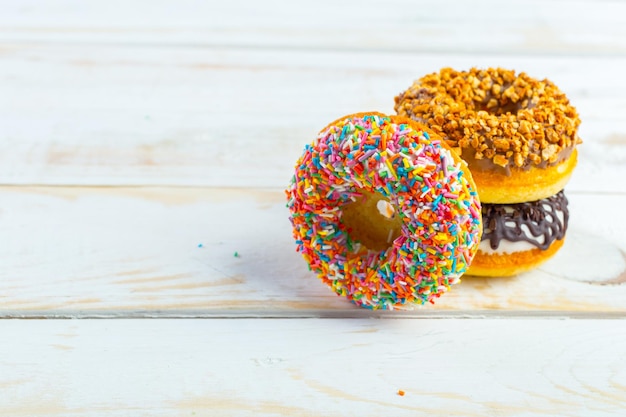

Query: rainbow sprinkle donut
left=286, top=112, right=482, bottom=309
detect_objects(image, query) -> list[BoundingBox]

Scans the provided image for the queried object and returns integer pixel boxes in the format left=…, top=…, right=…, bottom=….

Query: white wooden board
left=0, top=43, right=624, bottom=190
left=0, top=186, right=623, bottom=317
left=1, top=0, right=625, bottom=55
left=1, top=319, right=625, bottom=417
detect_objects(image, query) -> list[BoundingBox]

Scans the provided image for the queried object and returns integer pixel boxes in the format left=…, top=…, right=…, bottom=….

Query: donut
left=394, top=67, right=581, bottom=204
left=394, top=67, right=581, bottom=276
left=467, top=190, right=569, bottom=277
left=285, top=112, right=482, bottom=309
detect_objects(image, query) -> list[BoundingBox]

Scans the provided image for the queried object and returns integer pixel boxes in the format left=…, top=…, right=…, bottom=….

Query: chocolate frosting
left=482, top=190, right=569, bottom=250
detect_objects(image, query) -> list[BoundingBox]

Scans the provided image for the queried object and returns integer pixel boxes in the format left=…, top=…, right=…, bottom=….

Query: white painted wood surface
left=0, top=43, right=625, bottom=190
left=1, top=319, right=625, bottom=416
left=2, top=0, right=626, bottom=55
left=0, top=186, right=624, bottom=317
left=1, top=0, right=625, bottom=414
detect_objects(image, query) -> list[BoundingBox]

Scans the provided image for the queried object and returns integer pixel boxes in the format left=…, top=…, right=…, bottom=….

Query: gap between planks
left=3, top=39, right=626, bottom=59
left=0, top=184, right=623, bottom=197
left=1, top=310, right=625, bottom=320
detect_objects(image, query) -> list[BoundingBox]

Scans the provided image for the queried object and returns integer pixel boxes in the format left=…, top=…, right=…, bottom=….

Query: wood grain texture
left=1, top=0, right=626, bottom=414
left=1, top=0, right=625, bottom=56
left=0, top=43, right=624, bottom=190
left=0, top=186, right=623, bottom=317
left=0, top=319, right=625, bottom=416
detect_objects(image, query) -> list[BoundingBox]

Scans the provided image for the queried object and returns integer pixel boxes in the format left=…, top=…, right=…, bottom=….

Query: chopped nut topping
left=493, top=154, right=509, bottom=167
left=542, top=144, right=559, bottom=161
left=493, top=139, right=510, bottom=151
left=394, top=67, right=581, bottom=170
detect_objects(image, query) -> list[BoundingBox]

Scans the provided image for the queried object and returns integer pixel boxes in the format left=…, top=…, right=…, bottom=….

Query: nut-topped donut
left=394, top=67, right=582, bottom=204
left=286, top=112, right=482, bottom=309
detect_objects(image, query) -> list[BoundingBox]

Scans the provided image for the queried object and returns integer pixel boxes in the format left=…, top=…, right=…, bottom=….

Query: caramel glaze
left=482, top=190, right=569, bottom=251
left=460, top=145, right=575, bottom=176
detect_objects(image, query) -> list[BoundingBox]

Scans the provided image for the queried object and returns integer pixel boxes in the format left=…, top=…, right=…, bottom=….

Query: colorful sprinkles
left=285, top=113, right=482, bottom=309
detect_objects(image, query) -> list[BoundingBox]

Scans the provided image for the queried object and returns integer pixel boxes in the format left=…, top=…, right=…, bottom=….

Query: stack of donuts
left=395, top=67, right=582, bottom=276
left=286, top=67, right=582, bottom=309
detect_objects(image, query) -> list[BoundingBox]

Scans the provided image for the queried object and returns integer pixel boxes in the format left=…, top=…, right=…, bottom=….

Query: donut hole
left=340, top=191, right=403, bottom=252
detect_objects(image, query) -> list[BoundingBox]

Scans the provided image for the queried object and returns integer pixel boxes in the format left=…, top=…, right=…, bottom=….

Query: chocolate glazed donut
left=466, top=191, right=570, bottom=277
left=483, top=191, right=569, bottom=252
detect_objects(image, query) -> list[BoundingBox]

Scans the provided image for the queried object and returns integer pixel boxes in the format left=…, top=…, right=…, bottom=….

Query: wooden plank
left=0, top=186, right=624, bottom=317
left=1, top=0, right=625, bottom=56
left=0, top=318, right=624, bottom=416
left=0, top=44, right=624, bottom=191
